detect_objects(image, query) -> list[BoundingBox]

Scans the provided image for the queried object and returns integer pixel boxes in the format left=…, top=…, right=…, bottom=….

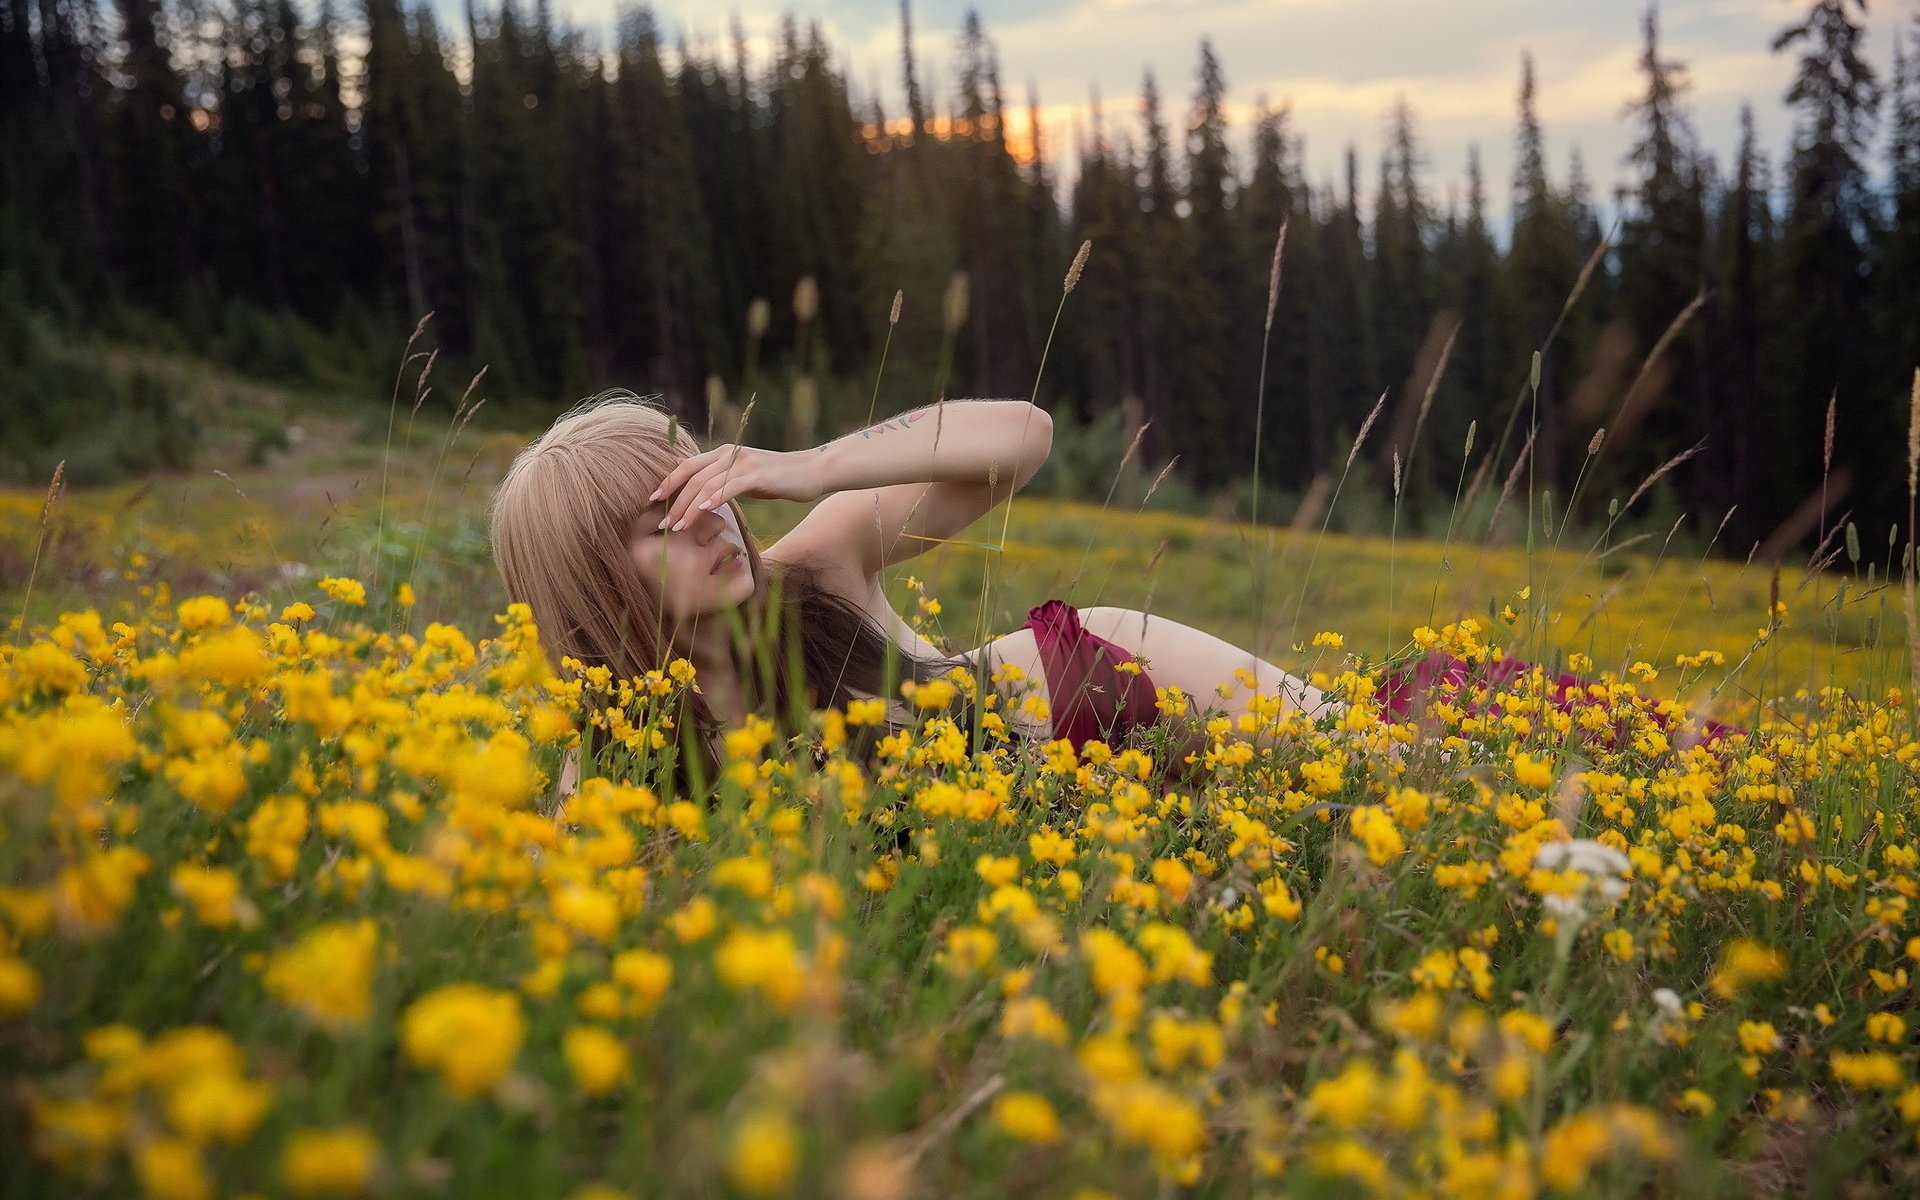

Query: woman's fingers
left=651, top=444, right=735, bottom=505
left=662, top=453, right=752, bottom=530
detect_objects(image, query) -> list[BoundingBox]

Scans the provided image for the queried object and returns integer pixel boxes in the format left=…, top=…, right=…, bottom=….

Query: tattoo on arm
left=816, top=406, right=932, bottom=451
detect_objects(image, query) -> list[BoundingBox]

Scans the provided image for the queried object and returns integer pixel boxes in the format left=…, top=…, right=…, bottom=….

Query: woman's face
left=628, top=493, right=756, bottom=626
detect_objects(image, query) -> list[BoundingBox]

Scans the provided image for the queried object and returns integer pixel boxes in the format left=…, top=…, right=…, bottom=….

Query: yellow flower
left=165, top=1070, right=272, bottom=1146
left=610, top=948, right=673, bottom=1016
left=169, top=865, right=255, bottom=930
left=999, top=996, right=1070, bottom=1045
left=992, top=1091, right=1062, bottom=1143
left=136, top=1135, right=212, bottom=1200
left=397, top=582, right=416, bottom=608
left=317, top=577, right=368, bottom=606
left=1307, top=1061, right=1378, bottom=1128
left=1738, top=1021, right=1780, bottom=1055
left=563, top=1025, right=631, bottom=1097
left=401, top=983, right=526, bottom=1098
left=1831, top=1051, right=1905, bottom=1090
left=726, top=1108, right=799, bottom=1196
left=941, top=926, right=998, bottom=977
left=1868, top=1012, right=1908, bottom=1045
left=975, top=855, right=1021, bottom=888
left=1709, top=940, right=1787, bottom=999
left=1538, top=1112, right=1610, bottom=1191
left=0, top=955, right=42, bottom=1018
left=714, top=928, right=806, bottom=1010
left=550, top=886, right=620, bottom=943
left=1603, top=928, right=1635, bottom=962
left=264, top=920, right=381, bottom=1032
left=669, top=897, right=718, bottom=942
left=1347, top=805, right=1405, bottom=866
left=1511, top=750, right=1555, bottom=790
left=282, top=1126, right=382, bottom=1196
left=175, top=596, right=232, bottom=631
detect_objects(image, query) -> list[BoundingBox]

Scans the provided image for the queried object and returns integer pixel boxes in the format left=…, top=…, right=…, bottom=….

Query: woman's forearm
left=811, top=399, right=1052, bottom=495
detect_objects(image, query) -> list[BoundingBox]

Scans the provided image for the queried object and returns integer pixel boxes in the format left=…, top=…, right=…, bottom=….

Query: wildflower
left=401, top=983, right=526, bottom=1098
left=317, top=577, right=367, bottom=606
left=991, top=1091, right=1062, bottom=1143
left=169, top=865, right=256, bottom=930
left=1530, top=838, right=1630, bottom=920
left=941, top=926, right=998, bottom=977
left=136, top=1136, right=212, bottom=1200
left=1511, top=750, right=1556, bottom=789
left=550, top=886, right=620, bottom=943
left=714, top=928, right=806, bottom=1010
left=0, top=955, right=43, bottom=1018
left=1603, top=928, right=1635, bottom=962
left=264, top=920, right=381, bottom=1032
left=165, top=1070, right=273, bottom=1146
left=1000, top=996, right=1070, bottom=1045
left=1538, top=1112, right=1610, bottom=1191
left=1868, top=1013, right=1908, bottom=1045
left=1710, top=940, right=1787, bottom=1000
left=563, top=1025, right=631, bottom=1097
left=975, top=855, right=1021, bottom=888
left=1307, top=1061, right=1378, bottom=1128
left=726, top=1108, right=799, bottom=1196
left=1831, top=1051, right=1905, bottom=1090
left=1347, top=805, right=1405, bottom=866
left=282, top=1126, right=382, bottom=1196
left=1738, top=1021, right=1780, bottom=1055
left=175, top=595, right=232, bottom=631
left=610, top=948, right=673, bottom=1016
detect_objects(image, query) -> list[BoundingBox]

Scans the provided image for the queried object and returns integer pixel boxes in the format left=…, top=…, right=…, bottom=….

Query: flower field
left=3, top=553, right=1919, bottom=1198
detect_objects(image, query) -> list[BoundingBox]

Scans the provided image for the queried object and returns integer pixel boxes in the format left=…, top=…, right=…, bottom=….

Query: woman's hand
left=649, top=444, right=825, bottom=530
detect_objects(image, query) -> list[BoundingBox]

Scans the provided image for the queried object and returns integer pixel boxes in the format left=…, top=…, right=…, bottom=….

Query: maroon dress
left=1020, top=599, right=1742, bottom=751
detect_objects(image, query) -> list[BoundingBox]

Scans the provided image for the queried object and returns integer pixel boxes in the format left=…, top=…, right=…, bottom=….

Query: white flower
left=1533, top=837, right=1632, bottom=919
left=1652, top=988, right=1684, bottom=1020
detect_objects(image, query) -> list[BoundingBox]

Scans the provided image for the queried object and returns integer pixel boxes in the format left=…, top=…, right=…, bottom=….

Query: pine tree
left=1181, top=38, right=1238, bottom=486
left=1312, top=147, right=1375, bottom=474
left=1501, top=51, right=1583, bottom=493
left=1878, top=12, right=1920, bottom=427
left=1061, top=87, right=1144, bottom=432
left=1771, top=0, right=1883, bottom=526
left=1370, top=96, right=1432, bottom=415
left=953, top=10, right=1036, bottom=396
left=1617, top=3, right=1714, bottom=516
left=103, top=0, right=199, bottom=303
left=1712, top=104, right=1773, bottom=538
left=1241, top=95, right=1315, bottom=491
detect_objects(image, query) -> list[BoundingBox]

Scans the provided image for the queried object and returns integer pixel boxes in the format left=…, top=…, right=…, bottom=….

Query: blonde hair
left=488, top=389, right=982, bottom=794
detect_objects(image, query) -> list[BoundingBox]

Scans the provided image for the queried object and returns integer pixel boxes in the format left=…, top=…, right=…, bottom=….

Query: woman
left=491, top=391, right=1738, bottom=802
left=488, top=390, right=1334, bottom=800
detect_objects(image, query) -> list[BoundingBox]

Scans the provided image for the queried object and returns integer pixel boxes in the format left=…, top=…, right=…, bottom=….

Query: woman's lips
left=710, top=548, right=742, bottom=574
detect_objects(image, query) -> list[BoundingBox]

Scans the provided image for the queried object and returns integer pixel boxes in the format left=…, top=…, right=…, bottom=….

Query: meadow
left=3, top=348, right=1919, bottom=1198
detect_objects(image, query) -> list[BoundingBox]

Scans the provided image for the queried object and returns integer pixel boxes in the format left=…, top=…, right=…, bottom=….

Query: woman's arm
left=810, top=399, right=1053, bottom=495
left=771, top=400, right=1054, bottom=579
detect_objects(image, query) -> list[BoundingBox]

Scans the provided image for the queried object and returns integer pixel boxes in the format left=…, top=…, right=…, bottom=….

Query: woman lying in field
left=487, top=390, right=1736, bottom=802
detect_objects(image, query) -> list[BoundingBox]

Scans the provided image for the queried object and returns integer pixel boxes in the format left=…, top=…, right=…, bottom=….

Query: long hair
left=488, top=389, right=984, bottom=797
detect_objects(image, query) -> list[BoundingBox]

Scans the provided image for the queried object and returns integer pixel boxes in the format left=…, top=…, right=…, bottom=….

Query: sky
left=450, top=0, right=1917, bottom=222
